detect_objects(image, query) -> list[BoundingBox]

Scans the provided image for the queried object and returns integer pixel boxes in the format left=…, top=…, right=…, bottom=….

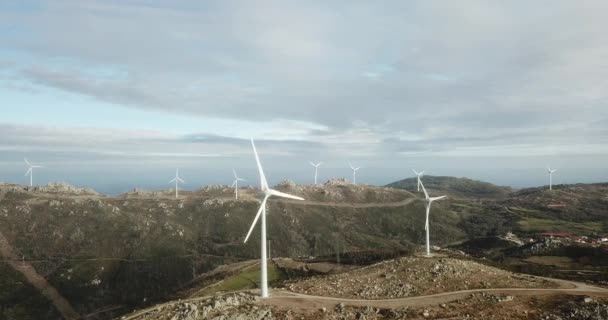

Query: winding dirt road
left=271, top=197, right=418, bottom=209
left=120, top=274, right=608, bottom=319
left=261, top=279, right=608, bottom=310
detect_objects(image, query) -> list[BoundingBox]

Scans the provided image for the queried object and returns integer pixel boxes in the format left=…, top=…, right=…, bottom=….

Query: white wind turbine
left=24, top=158, right=42, bottom=187
left=412, top=169, right=425, bottom=192
left=420, top=180, right=447, bottom=257
left=349, top=162, right=361, bottom=185
left=168, top=168, right=185, bottom=198
left=547, top=166, right=557, bottom=191
left=244, top=139, right=305, bottom=298
left=309, top=161, right=322, bottom=185
left=231, top=169, right=246, bottom=200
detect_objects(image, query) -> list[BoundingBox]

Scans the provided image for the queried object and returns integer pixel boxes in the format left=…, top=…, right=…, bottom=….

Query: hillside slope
left=386, top=175, right=513, bottom=199
left=0, top=182, right=459, bottom=319
left=2, top=181, right=607, bottom=319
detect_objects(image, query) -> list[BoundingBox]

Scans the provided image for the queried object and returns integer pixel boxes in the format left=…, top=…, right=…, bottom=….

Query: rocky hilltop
left=122, top=255, right=607, bottom=320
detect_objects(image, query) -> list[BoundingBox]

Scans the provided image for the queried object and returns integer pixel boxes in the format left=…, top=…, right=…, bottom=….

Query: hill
left=0, top=182, right=459, bottom=319
left=386, top=175, right=513, bottom=199
left=121, top=255, right=608, bottom=320
left=2, top=181, right=608, bottom=319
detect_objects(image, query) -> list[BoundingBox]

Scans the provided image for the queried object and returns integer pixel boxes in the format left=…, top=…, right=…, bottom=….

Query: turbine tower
left=24, top=158, right=42, bottom=187
left=420, top=180, right=447, bottom=257
left=168, top=168, right=185, bottom=198
left=412, top=169, right=425, bottom=192
left=231, top=169, right=245, bottom=200
left=349, top=162, right=361, bottom=185
left=244, top=139, right=305, bottom=298
left=547, top=166, right=557, bottom=191
left=309, top=161, right=322, bottom=185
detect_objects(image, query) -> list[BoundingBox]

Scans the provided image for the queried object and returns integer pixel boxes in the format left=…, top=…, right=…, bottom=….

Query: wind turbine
left=24, top=158, right=42, bottom=187
left=412, top=169, right=425, bottom=192
left=420, top=180, right=447, bottom=257
left=349, top=162, right=361, bottom=185
left=231, top=169, right=245, bottom=200
left=168, top=168, right=185, bottom=198
left=547, top=166, right=557, bottom=191
left=244, top=139, right=305, bottom=298
left=309, top=161, right=322, bottom=185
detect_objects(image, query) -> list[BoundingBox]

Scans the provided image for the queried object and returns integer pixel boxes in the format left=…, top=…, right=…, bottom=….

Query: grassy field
left=193, top=262, right=284, bottom=297
left=517, top=218, right=604, bottom=234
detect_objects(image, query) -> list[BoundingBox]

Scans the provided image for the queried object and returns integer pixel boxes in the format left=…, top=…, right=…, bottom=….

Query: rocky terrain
left=125, top=293, right=608, bottom=320
left=285, top=256, right=560, bottom=299
left=122, top=292, right=270, bottom=320
left=121, top=255, right=608, bottom=320
left=1, top=178, right=608, bottom=319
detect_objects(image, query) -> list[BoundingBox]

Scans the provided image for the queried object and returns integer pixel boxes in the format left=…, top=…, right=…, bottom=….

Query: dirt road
left=120, top=273, right=608, bottom=319
left=262, top=279, right=608, bottom=310
left=271, top=197, right=418, bottom=209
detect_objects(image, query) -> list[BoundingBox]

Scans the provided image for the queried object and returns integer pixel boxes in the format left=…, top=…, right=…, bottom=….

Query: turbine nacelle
left=309, top=161, right=322, bottom=168
left=412, top=169, right=425, bottom=177
left=169, top=169, right=185, bottom=184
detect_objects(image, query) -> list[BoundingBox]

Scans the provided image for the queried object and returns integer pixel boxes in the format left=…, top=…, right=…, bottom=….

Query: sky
left=1, top=1, right=607, bottom=194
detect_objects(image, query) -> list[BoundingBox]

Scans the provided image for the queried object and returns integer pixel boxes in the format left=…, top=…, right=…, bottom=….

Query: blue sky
left=1, top=1, right=607, bottom=194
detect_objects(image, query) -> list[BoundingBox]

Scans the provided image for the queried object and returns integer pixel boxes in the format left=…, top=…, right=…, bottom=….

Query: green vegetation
left=194, top=262, right=284, bottom=297
left=386, top=175, right=513, bottom=199
left=1, top=181, right=608, bottom=319
left=517, top=218, right=604, bottom=234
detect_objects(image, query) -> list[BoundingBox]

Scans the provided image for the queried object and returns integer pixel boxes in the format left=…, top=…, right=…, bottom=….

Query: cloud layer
left=1, top=1, right=607, bottom=191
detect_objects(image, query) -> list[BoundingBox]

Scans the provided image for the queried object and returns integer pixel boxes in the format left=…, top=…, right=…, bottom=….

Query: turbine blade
left=309, top=161, right=315, bottom=167
left=24, top=158, right=31, bottom=166
left=177, top=177, right=185, bottom=183
left=420, top=181, right=430, bottom=200
left=231, top=181, right=237, bottom=187
left=237, top=178, right=246, bottom=181
left=430, top=195, right=447, bottom=202
left=251, top=139, right=268, bottom=190
left=268, top=189, right=305, bottom=201
left=420, top=170, right=425, bottom=175
left=412, top=169, right=418, bottom=175
left=169, top=178, right=176, bottom=183
left=244, top=196, right=269, bottom=243
left=349, top=162, right=355, bottom=170
left=25, top=168, right=31, bottom=176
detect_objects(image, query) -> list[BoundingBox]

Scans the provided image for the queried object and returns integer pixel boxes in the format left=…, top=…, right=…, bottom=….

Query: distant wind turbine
left=349, top=162, right=361, bottom=185
left=168, top=168, right=185, bottom=198
left=244, top=139, right=305, bottom=298
left=547, top=166, right=557, bottom=191
left=309, top=161, right=322, bottom=185
left=231, top=169, right=245, bottom=200
left=412, top=169, right=425, bottom=192
left=24, top=158, right=42, bottom=187
left=420, top=180, right=447, bottom=257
